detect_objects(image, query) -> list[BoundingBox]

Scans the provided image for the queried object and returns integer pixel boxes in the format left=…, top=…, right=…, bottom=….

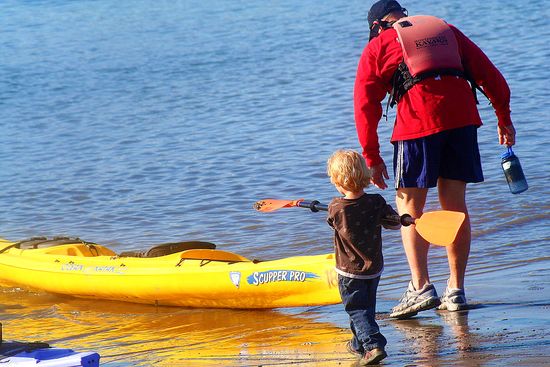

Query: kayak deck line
left=0, top=237, right=341, bottom=309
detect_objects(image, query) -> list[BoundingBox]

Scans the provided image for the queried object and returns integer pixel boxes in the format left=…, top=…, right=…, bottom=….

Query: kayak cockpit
left=118, top=241, right=216, bottom=258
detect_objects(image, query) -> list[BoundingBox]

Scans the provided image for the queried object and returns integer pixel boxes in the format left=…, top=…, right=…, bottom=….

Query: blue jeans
left=338, top=274, right=387, bottom=352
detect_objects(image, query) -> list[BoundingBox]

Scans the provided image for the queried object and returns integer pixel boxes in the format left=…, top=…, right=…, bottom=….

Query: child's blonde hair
left=327, top=150, right=372, bottom=192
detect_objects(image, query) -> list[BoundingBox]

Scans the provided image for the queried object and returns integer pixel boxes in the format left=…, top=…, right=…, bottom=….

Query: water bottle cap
left=501, top=146, right=515, bottom=160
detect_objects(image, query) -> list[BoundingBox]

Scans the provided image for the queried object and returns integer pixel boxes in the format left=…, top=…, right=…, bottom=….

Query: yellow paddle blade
left=414, top=210, right=466, bottom=246
left=253, top=199, right=303, bottom=212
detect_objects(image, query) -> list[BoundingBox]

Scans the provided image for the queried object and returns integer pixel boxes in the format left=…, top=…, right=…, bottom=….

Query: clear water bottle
left=501, top=147, right=528, bottom=194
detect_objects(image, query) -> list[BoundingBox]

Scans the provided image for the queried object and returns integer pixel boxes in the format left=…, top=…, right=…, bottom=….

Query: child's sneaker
left=389, top=281, right=441, bottom=319
left=359, top=348, right=387, bottom=365
left=346, top=340, right=363, bottom=357
left=438, top=286, right=468, bottom=311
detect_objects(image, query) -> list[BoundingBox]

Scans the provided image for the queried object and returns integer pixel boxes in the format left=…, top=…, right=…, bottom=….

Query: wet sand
left=1, top=256, right=548, bottom=366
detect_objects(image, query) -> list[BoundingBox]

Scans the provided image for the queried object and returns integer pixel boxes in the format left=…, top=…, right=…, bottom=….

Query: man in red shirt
left=355, top=0, right=516, bottom=319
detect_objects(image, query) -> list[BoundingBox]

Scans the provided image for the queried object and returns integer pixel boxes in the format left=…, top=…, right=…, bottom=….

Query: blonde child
left=326, top=149, right=400, bottom=365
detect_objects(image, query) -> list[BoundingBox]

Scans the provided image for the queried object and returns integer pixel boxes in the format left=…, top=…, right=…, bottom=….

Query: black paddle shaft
left=297, top=200, right=328, bottom=212
left=298, top=200, right=414, bottom=227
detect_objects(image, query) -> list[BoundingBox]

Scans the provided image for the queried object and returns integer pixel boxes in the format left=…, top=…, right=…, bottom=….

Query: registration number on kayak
left=60, top=263, right=125, bottom=274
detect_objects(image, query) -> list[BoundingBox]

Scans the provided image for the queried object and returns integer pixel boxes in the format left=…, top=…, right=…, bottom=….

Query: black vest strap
left=389, top=63, right=466, bottom=108
left=385, top=62, right=490, bottom=119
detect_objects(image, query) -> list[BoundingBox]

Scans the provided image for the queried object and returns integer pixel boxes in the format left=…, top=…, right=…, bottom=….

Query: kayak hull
left=0, top=238, right=341, bottom=309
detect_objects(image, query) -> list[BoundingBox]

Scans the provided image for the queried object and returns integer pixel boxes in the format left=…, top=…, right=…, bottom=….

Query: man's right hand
left=370, top=162, right=389, bottom=189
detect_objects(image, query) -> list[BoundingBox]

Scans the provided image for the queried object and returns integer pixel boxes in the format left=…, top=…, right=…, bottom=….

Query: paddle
left=253, top=198, right=465, bottom=246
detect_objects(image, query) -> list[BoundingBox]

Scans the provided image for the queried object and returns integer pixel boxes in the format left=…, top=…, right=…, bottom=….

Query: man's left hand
left=498, top=124, right=516, bottom=146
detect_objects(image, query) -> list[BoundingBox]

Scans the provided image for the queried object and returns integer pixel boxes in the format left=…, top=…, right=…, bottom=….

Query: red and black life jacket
left=388, top=15, right=487, bottom=108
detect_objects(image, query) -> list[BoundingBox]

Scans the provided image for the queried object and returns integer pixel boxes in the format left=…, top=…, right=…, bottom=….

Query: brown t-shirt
left=327, top=193, right=397, bottom=278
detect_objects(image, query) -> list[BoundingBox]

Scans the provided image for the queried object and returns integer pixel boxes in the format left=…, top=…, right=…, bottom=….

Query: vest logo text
left=415, top=36, right=448, bottom=48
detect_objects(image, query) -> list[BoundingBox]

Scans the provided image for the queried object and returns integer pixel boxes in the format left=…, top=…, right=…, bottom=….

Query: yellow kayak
left=0, top=237, right=340, bottom=309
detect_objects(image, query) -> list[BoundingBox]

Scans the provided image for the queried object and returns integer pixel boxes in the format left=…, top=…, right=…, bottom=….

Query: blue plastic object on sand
left=0, top=341, right=100, bottom=367
left=0, top=322, right=99, bottom=366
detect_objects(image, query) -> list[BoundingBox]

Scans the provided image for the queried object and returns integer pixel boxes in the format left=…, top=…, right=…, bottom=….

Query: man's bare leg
left=396, top=187, right=430, bottom=290
left=437, top=178, right=470, bottom=290
left=390, top=187, right=441, bottom=318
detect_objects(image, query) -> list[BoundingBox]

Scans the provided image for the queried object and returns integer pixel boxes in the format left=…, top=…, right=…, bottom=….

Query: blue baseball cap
left=368, top=0, right=405, bottom=40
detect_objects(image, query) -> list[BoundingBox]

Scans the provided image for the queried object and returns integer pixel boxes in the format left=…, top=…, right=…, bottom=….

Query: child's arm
left=326, top=200, right=336, bottom=229
left=381, top=204, right=401, bottom=230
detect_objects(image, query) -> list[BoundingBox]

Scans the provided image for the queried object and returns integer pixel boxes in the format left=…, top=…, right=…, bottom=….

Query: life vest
left=388, top=15, right=486, bottom=108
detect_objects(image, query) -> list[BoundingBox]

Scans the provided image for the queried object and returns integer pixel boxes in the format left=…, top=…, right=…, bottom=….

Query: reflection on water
left=437, top=311, right=477, bottom=355
left=390, top=318, right=445, bottom=366
left=2, top=290, right=352, bottom=366
left=4, top=284, right=548, bottom=366
left=388, top=311, right=494, bottom=367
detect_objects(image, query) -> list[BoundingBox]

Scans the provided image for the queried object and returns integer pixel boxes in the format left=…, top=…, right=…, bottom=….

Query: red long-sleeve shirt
left=354, top=24, right=513, bottom=167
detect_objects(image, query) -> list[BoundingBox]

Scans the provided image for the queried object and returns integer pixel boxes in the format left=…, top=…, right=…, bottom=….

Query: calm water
left=0, top=0, right=548, bottom=365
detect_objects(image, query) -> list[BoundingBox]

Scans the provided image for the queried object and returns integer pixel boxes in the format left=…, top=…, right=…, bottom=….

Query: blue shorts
left=393, top=125, right=484, bottom=189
